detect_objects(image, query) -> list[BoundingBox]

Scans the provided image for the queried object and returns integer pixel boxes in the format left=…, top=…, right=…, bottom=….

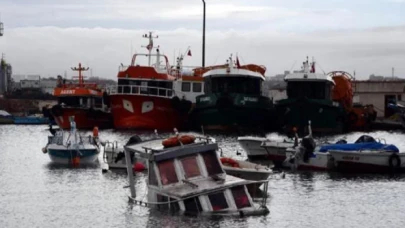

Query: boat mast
left=142, top=32, right=158, bottom=66
left=71, top=63, right=89, bottom=85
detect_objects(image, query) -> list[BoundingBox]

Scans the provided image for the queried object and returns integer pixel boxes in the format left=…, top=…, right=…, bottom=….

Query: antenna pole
left=202, top=0, right=206, bottom=67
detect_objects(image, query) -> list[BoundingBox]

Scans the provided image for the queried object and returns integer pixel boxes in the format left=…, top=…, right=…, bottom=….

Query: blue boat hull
left=47, top=148, right=99, bottom=165
left=14, top=117, right=49, bottom=125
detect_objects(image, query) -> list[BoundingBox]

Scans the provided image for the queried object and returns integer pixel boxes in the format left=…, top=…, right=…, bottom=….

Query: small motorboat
left=123, top=131, right=270, bottom=217
left=219, top=157, right=272, bottom=186
left=42, top=116, right=100, bottom=165
left=238, top=136, right=295, bottom=161
left=0, top=110, right=14, bottom=124
left=103, top=135, right=147, bottom=171
left=285, top=121, right=401, bottom=172
left=14, top=114, right=49, bottom=125
left=328, top=144, right=403, bottom=173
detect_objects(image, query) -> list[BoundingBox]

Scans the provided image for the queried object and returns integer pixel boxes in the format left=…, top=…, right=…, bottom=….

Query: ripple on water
left=1, top=126, right=405, bottom=227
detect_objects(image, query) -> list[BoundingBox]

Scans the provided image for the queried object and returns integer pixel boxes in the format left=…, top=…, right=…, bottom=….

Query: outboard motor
left=125, top=135, right=142, bottom=146
left=301, top=136, right=316, bottom=163
left=114, top=135, right=143, bottom=163
left=354, top=135, right=376, bottom=144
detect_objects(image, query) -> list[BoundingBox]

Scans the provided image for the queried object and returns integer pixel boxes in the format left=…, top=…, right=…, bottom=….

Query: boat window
left=287, top=81, right=332, bottom=100
left=180, top=156, right=200, bottom=178
left=182, top=82, right=191, bottom=92
left=204, top=76, right=261, bottom=95
left=183, top=197, right=203, bottom=213
left=158, top=160, right=178, bottom=185
left=201, top=151, right=223, bottom=176
left=156, top=194, right=180, bottom=211
left=94, top=97, right=103, bottom=108
left=148, top=162, right=158, bottom=186
left=208, top=192, right=228, bottom=211
left=192, top=82, right=202, bottom=93
left=231, top=186, right=251, bottom=209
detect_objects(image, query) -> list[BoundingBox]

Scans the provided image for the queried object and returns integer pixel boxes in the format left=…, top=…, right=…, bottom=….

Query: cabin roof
left=284, top=72, right=335, bottom=84
left=202, top=68, right=265, bottom=80
left=158, top=175, right=261, bottom=198
left=124, top=137, right=216, bottom=162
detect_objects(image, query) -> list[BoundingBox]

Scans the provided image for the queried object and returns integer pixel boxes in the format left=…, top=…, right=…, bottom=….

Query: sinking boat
left=42, top=116, right=100, bottom=165
left=123, top=133, right=270, bottom=216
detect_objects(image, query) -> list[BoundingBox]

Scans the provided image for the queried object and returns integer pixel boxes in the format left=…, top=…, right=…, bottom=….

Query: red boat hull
left=110, top=95, right=187, bottom=130
left=51, top=107, right=113, bottom=129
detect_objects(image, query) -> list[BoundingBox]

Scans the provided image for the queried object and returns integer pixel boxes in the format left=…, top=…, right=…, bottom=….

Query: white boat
left=285, top=122, right=401, bottom=172
left=329, top=146, right=403, bottom=173
left=219, top=157, right=272, bottom=183
left=123, top=133, right=270, bottom=217
left=238, top=136, right=295, bottom=164
left=43, top=117, right=100, bottom=165
left=103, top=135, right=147, bottom=170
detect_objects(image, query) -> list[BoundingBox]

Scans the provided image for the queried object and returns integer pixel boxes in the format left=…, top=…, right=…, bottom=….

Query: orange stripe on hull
left=110, top=95, right=187, bottom=131
left=53, top=108, right=112, bottom=129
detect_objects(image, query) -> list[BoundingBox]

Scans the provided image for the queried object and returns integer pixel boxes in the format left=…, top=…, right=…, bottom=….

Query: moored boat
left=123, top=132, right=270, bottom=216
left=328, top=146, right=404, bottom=173
left=192, top=55, right=274, bottom=131
left=275, top=57, right=346, bottom=135
left=42, top=116, right=100, bottom=165
left=50, top=63, right=113, bottom=129
left=0, top=110, right=14, bottom=124
left=14, top=114, right=49, bottom=125
left=219, top=157, right=272, bottom=183
left=108, top=32, right=204, bottom=130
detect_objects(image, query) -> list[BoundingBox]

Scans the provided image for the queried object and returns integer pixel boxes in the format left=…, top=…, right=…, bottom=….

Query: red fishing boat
left=108, top=32, right=204, bottom=130
left=50, top=63, right=113, bottom=129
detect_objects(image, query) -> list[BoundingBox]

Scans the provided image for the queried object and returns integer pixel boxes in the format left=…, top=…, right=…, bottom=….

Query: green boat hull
left=193, top=93, right=275, bottom=131
left=275, top=98, right=346, bottom=135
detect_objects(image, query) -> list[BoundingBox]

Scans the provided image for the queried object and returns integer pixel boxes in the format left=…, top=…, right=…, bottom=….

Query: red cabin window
left=158, top=160, right=178, bottom=185
left=231, top=186, right=251, bottom=209
left=201, top=151, right=223, bottom=176
left=181, top=156, right=200, bottom=178
left=208, top=192, right=228, bottom=211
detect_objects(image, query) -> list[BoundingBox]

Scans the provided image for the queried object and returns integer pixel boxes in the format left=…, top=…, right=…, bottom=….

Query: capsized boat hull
left=329, top=150, right=405, bottom=173
left=51, top=106, right=113, bottom=129
left=110, top=95, right=188, bottom=130
left=47, top=145, right=99, bottom=165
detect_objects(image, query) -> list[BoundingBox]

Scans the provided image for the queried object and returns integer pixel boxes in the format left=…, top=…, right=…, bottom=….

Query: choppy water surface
left=1, top=126, right=405, bottom=227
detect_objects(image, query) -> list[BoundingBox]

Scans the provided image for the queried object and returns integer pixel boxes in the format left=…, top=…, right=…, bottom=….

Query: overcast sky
left=0, top=0, right=404, bottom=79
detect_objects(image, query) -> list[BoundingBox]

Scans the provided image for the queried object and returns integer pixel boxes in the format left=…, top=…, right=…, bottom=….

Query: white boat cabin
left=202, top=55, right=267, bottom=97
left=125, top=137, right=268, bottom=216
left=284, top=57, right=335, bottom=100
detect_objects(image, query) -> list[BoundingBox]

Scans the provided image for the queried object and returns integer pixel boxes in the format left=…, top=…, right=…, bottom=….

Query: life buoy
left=220, top=157, right=240, bottom=168
left=162, top=135, right=196, bottom=148
left=388, top=153, right=401, bottom=170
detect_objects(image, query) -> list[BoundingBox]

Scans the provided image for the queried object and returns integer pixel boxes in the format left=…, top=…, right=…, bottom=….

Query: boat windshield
left=117, top=79, right=173, bottom=96
left=204, top=76, right=261, bottom=95
left=287, top=81, right=332, bottom=100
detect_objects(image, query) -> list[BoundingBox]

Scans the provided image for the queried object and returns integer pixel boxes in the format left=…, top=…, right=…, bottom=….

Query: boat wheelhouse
left=50, top=63, right=112, bottom=129
left=193, top=55, right=274, bottom=131
left=124, top=134, right=269, bottom=216
left=276, top=57, right=346, bottom=135
left=108, top=32, right=204, bottom=130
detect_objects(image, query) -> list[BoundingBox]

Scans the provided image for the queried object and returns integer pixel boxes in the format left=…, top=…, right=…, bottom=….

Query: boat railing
left=107, top=85, right=174, bottom=98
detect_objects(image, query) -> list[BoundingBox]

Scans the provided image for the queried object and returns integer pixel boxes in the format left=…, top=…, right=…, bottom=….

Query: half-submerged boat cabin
left=124, top=135, right=269, bottom=216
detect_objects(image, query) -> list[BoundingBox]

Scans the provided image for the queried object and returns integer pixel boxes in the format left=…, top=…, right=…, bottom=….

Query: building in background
left=0, top=57, right=12, bottom=95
